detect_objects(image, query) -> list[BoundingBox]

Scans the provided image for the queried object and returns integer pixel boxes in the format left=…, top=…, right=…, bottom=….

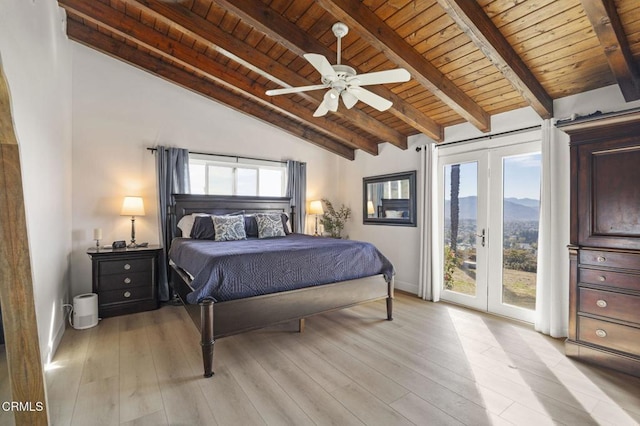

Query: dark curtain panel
left=286, top=160, right=306, bottom=233
left=156, top=146, right=190, bottom=301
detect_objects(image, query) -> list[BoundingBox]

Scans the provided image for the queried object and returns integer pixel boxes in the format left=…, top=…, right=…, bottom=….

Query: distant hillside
left=445, top=196, right=539, bottom=221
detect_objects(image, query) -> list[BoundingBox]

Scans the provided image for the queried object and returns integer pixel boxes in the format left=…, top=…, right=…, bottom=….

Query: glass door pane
left=443, top=162, right=478, bottom=296
left=487, top=142, right=541, bottom=323
left=501, top=153, right=541, bottom=311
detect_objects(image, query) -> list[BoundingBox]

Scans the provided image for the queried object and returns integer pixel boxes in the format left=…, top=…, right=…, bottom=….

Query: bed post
left=386, top=277, right=394, bottom=321
left=200, top=298, right=215, bottom=377
left=290, top=205, right=296, bottom=233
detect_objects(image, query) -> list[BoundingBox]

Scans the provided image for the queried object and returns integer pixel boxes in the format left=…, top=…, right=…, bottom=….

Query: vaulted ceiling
left=58, top=0, right=640, bottom=160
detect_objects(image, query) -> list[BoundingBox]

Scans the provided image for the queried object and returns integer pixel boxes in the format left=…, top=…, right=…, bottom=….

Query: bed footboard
left=180, top=271, right=392, bottom=378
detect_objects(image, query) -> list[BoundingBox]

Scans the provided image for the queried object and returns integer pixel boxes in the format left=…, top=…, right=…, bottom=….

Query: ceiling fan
left=265, top=22, right=411, bottom=117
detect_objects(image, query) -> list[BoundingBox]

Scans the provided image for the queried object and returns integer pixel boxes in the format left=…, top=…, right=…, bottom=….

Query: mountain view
left=445, top=196, right=539, bottom=221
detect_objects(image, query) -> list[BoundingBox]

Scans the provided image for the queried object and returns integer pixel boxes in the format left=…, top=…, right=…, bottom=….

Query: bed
left=168, top=194, right=395, bottom=377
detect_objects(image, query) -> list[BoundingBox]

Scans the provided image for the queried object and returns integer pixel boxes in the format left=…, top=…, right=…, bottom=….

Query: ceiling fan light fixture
left=324, top=88, right=340, bottom=111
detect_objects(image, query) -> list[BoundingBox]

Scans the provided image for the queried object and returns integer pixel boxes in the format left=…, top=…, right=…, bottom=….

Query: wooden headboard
left=171, top=194, right=295, bottom=237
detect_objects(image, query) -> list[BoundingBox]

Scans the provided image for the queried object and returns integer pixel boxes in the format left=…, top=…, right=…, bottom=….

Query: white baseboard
left=45, top=318, right=66, bottom=365
left=394, top=280, right=418, bottom=295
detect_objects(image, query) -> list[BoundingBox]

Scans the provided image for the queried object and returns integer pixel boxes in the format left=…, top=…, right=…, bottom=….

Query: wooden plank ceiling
left=59, top=0, right=640, bottom=160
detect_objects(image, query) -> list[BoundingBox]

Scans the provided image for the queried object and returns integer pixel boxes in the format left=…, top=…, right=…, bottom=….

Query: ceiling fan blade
left=349, top=87, right=393, bottom=112
left=304, top=53, right=337, bottom=79
left=349, top=68, right=411, bottom=86
left=341, top=90, right=358, bottom=109
left=266, top=84, right=327, bottom=96
left=313, top=102, right=329, bottom=117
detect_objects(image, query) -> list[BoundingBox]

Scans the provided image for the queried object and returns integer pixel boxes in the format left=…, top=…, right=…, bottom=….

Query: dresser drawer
left=99, top=286, right=153, bottom=305
left=579, top=267, right=640, bottom=292
left=99, top=271, right=152, bottom=291
left=580, top=250, right=640, bottom=270
left=579, top=288, right=640, bottom=324
left=578, top=316, right=640, bottom=355
left=99, top=258, right=152, bottom=275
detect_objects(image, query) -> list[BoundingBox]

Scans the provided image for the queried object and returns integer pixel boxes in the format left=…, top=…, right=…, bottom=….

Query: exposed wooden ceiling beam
left=580, top=0, right=640, bottom=102
left=128, top=0, right=407, bottom=149
left=213, top=0, right=443, bottom=142
left=436, top=0, right=553, bottom=119
left=314, top=0, right=491, bottom=132
left=65, top=20, right=355, bottom=160
left=59, top=0, right=378, bottom=155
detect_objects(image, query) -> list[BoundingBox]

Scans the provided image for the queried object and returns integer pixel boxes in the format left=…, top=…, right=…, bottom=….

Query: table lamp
left=367, top=200, right=375, bottom=217
left=121, top=196, right=145, bottom=248
left=308, top=200, right=324, bottom=236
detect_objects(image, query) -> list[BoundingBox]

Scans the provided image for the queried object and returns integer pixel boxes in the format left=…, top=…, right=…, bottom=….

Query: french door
left=437, top=141, right=541, bottom=322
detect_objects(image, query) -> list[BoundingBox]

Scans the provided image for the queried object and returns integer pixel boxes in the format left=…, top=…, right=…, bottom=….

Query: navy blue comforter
left=169, top=234, right=394, bottom=304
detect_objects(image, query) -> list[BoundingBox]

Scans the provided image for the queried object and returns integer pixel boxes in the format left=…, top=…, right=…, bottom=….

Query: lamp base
left=127, top=241, right=137, bottom=249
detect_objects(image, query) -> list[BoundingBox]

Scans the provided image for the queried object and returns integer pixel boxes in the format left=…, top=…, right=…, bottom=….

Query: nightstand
left=86, top=245, right=162, bottom=317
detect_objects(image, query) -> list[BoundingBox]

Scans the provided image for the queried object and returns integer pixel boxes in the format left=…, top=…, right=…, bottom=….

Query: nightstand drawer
left=99, top=258, right=152, bottom=275
left=580, top=250, right=640, bottom=270
left=99, top=286, right=153, bottom=305
left=99, top=271, right=152, bottom=291
left=579, top=267, right=640, bottom=292
left=579, top=288, right=640, bottom=324
left=578, top=316, right=640, bottom=355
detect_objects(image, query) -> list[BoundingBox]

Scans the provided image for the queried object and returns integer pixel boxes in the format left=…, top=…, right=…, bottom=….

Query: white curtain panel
left=417, top=143, right=436, bottom=301
left=534, top=120, right=570, bottom=337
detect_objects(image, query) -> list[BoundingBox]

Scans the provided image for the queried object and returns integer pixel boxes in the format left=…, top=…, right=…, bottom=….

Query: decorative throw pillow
left=244, top=214, right=259, bottom=238
left=177, top=213, right=208, bottom=237
left=255, top=213, right=286, bottom=238
left=212, top=214, right=247, bottom=241
left=245, top=213, right=290, bottom=237
left=190, top=215, right=215, bottom=240
left=281, top=213, right=291, bottom=234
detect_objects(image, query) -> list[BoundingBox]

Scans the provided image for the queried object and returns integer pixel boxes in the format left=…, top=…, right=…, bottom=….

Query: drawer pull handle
left=124, top=263, right=131, bottom=270
left=598, top=275, right=606, bottom=282
left=124, top=277, right=131, bottom=284
left=124, top=291, right=131, bottom=298
left=596, top=256, right=606, bottom=263
left=595, top=329, right=607, bottom=338
left=596, top=299, right=607, bottom=308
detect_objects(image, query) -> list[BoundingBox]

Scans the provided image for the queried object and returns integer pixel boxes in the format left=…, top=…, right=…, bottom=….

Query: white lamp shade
left=121, top=196, right=145, bottom=216
left=367, top=200, right=375, bottom=215
left=308, top=200, right=324, bottom=215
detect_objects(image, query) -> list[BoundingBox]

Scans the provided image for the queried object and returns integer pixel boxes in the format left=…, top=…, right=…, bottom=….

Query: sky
left=444, top=152, right=541, bottom=200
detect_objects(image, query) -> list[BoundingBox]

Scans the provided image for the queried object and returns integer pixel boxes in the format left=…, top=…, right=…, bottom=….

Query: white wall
left=70, top=43, right=341, bottom=296
left=0, top=0, right=72, bottom=363
left=338, top=138, right=427, bottom=294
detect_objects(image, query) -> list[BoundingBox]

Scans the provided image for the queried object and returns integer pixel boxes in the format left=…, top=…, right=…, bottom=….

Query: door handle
left=476, top=229, right=486, bottom=247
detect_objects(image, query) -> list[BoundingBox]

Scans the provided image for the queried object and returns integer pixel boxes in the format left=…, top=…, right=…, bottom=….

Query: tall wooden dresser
left=558, top=111, right=640, bottom=377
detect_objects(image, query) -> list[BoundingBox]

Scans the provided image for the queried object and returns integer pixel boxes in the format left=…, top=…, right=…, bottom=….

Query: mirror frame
left=363, top=170, right=417, bottom=227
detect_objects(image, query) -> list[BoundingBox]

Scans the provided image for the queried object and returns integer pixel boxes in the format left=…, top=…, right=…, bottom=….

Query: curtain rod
left=417, top=124, right=542, bottom=151
left=147, top=147, right=287, bottom=165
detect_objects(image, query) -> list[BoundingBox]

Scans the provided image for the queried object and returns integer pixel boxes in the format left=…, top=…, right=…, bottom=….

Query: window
left=189, top=154, right=287, bottom=197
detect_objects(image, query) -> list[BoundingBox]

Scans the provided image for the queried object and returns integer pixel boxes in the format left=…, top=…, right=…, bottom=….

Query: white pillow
left=385, top=210, right=403, bottom=218
left=177, top=213, right=208, bottom=237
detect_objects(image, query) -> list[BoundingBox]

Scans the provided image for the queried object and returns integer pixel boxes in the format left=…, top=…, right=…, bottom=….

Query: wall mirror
left=363, top=170, right=417, bottom=226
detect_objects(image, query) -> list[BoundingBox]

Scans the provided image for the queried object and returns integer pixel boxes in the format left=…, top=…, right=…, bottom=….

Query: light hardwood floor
left=44, top=293, right=640, bottom=425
